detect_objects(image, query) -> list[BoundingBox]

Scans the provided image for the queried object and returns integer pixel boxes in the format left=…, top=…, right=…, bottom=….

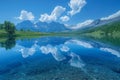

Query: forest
left=83, top=21, right=120, bottom=38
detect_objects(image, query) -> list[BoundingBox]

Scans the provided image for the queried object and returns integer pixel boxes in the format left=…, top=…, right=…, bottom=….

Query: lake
left=0, top=36, right=120, bottom=80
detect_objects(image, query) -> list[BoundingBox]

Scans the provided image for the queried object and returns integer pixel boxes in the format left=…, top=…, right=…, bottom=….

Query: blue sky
left=0, top=0, right=120, bottom=25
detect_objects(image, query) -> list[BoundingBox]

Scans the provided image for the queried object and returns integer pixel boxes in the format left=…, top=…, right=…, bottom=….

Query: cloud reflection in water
left=16, top=38, right=120, bottom=69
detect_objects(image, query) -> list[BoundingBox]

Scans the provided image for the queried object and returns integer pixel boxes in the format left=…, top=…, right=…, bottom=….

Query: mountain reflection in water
left=0, top=37, right=120, bottom=80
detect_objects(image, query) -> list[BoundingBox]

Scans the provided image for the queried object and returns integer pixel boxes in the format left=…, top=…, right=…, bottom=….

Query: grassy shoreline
left=0, top=30, right=49, bottom=38
left=0, top=30, right=8, bottom=37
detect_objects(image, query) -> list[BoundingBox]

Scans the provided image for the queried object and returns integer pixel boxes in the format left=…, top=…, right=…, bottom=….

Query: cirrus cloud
left=69, top=19, right=94, bottom=29
left=101, top=10, right=120, bottom=21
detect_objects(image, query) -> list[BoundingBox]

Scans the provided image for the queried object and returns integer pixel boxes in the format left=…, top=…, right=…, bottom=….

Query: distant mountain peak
left=93, top=19, right=101, bottom=25
left=16, top=20, right=69, bottom=32
left=68, top=15, right=120, bottom=31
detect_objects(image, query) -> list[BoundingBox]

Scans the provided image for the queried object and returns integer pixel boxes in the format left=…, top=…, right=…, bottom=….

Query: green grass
left=16, top=31, right=43, bottom=37
left=0, top=30, right=7, bottom=37
left=0, top=30, right=49, bottom=38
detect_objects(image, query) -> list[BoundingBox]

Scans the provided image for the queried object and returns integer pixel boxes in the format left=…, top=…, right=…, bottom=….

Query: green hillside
left=81, top=21, right=120, bottom=47
left=82, top=21, right=120, bottom=38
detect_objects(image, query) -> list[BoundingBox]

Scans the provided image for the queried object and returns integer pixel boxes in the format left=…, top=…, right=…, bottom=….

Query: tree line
left=0, top=21, right=16, bottom=49
left=0, top=21, right=16, bottom=35
left=84, top=21, right=120, bottom=36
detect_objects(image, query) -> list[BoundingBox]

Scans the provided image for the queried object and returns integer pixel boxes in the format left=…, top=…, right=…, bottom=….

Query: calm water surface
left=0, top=36, right=120, bottom=80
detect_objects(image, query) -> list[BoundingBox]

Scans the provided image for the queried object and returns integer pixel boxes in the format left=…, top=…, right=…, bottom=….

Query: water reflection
left=0, top=37, right=120, bottom=80
left=17, top=42, right=38, bottom=58
left=14, top=37, right=120, bottom=68
left=60, top=45, right=70, bottom=52
left=65, top=39, right=93, bottom=48
left=0, top=37, right=16, bottom=50
left=69, top=52, right=85, bottom=68
left=100, top=47, right=120, bottom=57
left=40, top=45, right=66, bottom=61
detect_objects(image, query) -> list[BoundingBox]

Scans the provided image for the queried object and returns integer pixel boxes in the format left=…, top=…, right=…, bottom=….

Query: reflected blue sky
left=0, top=37, right=120, bottom=80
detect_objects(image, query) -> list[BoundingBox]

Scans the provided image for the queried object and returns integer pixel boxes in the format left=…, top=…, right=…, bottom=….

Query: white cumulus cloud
left=101, top=10, right=120, bottom=21
left=68, top=0, right=86, bottom=16
left=39, top=6, right=66, bottom=23
left=69, top=19, right=94, bottom=29
left=17, top=10, right=35, bottom=21
left=60, top=15, right=70, bottom=22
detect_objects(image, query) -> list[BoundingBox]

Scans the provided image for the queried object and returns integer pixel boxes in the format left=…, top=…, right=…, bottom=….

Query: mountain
left=92, top=16, right=120, bottom=27
left=68, top=15, right=120, bottom=30
left=16, top=20, right=68, bottom=32
left=86, top=17, right=120, bottom=30
left=35, top=21, right=68, bottom=32
left=81, top=20, right=120, bottom=39
left=16, top=20, right=35, bottom=31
